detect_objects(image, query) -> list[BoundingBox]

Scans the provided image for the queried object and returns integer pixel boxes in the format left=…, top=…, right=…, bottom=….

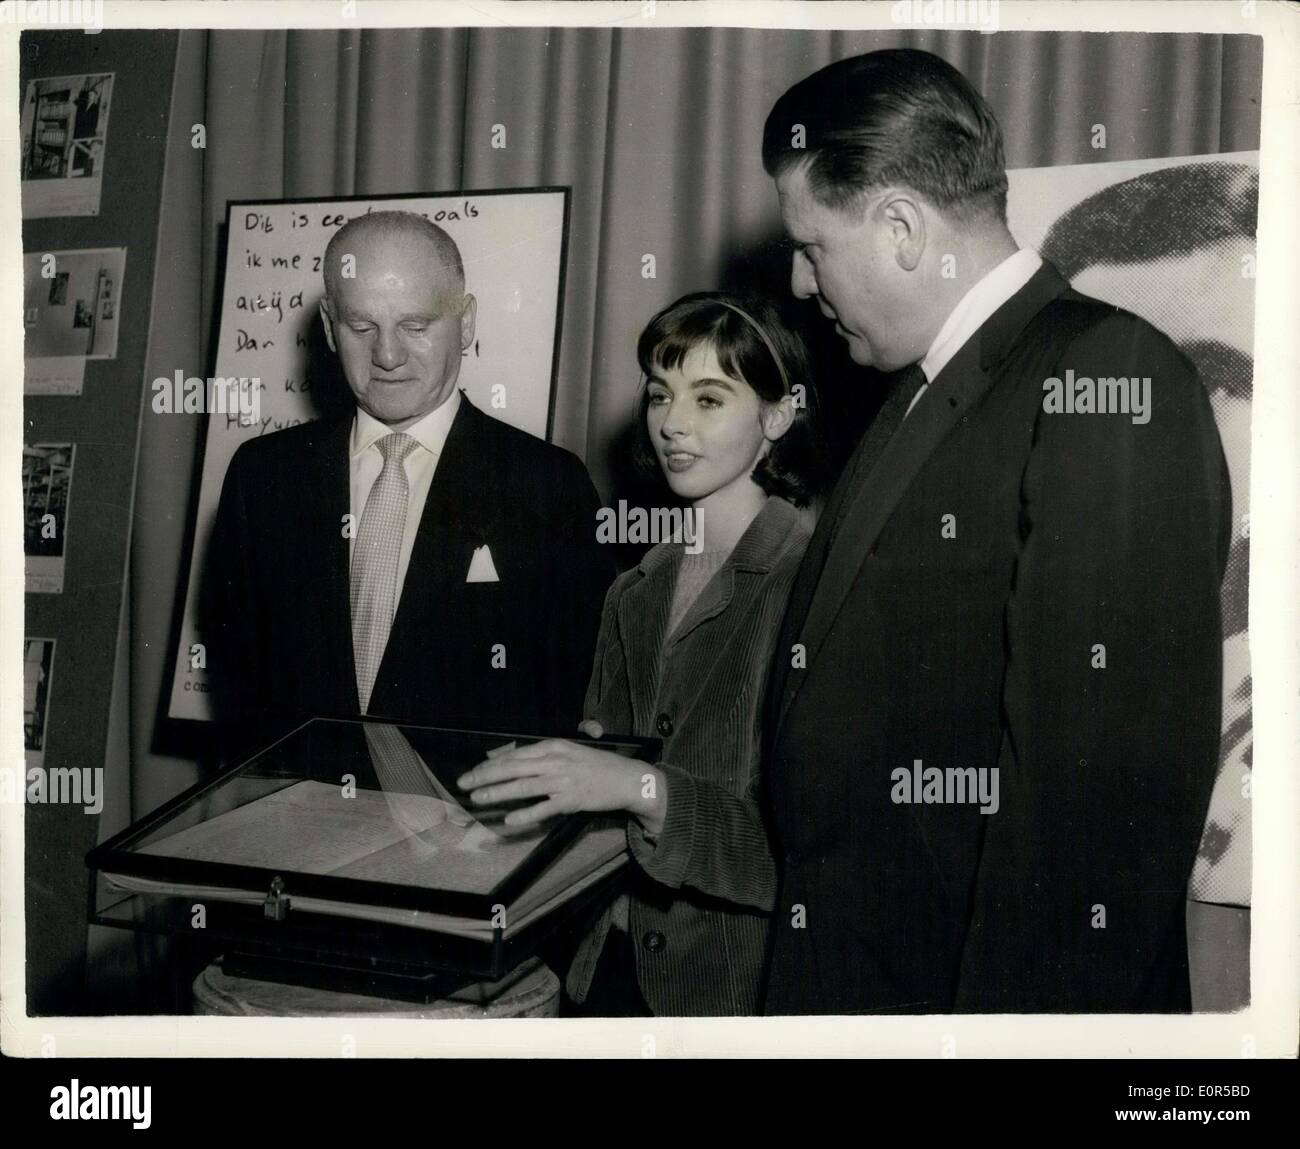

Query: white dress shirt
left=905, top=247, right=1045, bottom=417
left=349, top=388, right=461, bottom=606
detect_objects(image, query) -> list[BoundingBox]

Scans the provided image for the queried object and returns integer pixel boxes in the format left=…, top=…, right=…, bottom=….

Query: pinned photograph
left=22, top=247, right=126, bottom=394
left=23, top=639, right=56, bottom=769
left=19, top=73, right=113, bottom=218
left=24, top=443, right=75, bottom=594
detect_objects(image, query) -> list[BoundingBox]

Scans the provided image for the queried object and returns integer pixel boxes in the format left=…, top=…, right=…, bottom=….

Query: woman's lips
left=664, top=451, right=699, bottom=473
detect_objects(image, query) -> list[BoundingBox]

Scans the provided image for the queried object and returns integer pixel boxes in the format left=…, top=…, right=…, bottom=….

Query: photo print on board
left=22, top=639, right=56, bottom=769
left=22, top=247, right=126, bottom=395
left=23, top=443, right=75, bottom=595
left=19, top=72, right=113, bottom=218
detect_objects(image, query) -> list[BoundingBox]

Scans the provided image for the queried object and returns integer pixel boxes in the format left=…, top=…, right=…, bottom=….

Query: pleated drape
left=176, top=26, right=1260, bottom=491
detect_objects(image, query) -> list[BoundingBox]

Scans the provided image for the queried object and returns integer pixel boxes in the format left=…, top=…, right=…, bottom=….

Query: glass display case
left=88, top=717, right=660, bottom=1001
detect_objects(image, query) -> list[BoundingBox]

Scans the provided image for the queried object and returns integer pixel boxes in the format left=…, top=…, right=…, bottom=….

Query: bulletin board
left=20, top=29, right=179, bottom=1015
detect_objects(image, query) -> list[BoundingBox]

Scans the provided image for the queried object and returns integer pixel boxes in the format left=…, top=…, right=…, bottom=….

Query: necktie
left=351, top=432, right=417, bottom=713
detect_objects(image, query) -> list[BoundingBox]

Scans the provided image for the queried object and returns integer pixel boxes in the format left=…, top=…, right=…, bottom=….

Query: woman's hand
left=457, top=739, right=665, bottom=833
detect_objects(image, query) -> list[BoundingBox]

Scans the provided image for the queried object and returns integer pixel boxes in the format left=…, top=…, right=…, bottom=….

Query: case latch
left=263, top=875, right=290, bottom=922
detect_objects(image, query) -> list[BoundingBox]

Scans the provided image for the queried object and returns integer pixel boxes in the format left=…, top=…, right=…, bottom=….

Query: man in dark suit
left=205, top=211, right=612, bottom=756
left=759, top=49, right=1231, bottom=1013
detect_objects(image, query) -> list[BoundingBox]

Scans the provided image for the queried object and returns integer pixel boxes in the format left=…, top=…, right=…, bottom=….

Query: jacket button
left=642, top=930, right=666, bottom=953
left=655, top=713, right=673, bottom=738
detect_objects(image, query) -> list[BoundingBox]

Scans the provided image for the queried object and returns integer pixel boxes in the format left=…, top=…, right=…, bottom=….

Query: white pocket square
left=465, top=544, right=500, bottom=583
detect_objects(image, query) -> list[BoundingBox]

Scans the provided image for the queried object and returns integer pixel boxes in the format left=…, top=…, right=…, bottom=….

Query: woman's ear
left=762, top=395, right=797, bottom=443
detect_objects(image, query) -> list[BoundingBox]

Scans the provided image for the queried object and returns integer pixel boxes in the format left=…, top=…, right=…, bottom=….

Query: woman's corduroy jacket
left=568, top=496, right=812, bottom=1015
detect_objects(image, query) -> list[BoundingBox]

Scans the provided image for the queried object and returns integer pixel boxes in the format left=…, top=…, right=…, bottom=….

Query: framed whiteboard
left=167, top=187, right=570, bottom=721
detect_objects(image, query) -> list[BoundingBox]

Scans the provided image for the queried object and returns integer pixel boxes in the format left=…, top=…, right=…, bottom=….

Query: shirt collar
left=350, top=387, right=461, bottom=460
left=919, top=247, right=1044, bottom=383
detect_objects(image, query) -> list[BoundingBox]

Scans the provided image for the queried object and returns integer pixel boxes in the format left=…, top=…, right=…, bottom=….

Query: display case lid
left=88, top=717, right=660, bottom=924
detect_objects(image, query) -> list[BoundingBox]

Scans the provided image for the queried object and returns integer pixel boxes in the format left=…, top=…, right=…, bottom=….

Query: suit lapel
left=378, top=396, right=503, bottom=682
left=778, top=262, right=1071, bottom=727
left=665, top=567, right=734, bottom=649
left=668, top=496, right=801, bottom=650
left=302, top=415, right=358, bottom=713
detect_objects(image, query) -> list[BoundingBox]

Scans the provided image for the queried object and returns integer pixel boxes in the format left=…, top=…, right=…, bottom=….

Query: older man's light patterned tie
left=351, top=432, right=417, bottom=714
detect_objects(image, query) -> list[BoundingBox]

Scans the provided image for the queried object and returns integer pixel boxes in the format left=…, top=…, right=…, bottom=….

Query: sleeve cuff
left=626, top=762, right=697, bottom=889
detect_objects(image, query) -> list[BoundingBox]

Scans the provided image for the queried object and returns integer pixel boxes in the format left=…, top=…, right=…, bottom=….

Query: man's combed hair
left=762, top=48, right=1008, bottom=221
left=632, top=292, right=825, bottom=507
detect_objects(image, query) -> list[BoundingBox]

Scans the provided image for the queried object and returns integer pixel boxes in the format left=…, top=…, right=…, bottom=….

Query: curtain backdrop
left=109, top=26, right=1261, bottom=1008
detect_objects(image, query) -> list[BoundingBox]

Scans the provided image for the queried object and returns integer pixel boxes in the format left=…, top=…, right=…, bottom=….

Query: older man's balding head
left=317, top=210, right=476, bottom=429
left=322, top=210, right=465, bottom=300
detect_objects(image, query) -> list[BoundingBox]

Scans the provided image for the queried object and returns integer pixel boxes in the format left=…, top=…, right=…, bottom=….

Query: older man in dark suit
left=205, top=211, right=612, bottom=755
left=760, top=49, right=1231, bottom=1013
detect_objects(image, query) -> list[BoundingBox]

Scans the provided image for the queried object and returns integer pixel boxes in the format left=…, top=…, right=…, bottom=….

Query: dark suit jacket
left=762, top=263, right=1231, bottom=1014
left=571, top=496, right=811, bottom=1015
left=204, top=393, right=613, bottom=755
